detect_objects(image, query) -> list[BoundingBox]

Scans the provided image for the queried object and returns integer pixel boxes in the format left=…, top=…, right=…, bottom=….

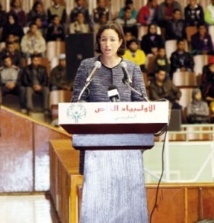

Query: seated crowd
left=0, top=0, right=214, bottom=124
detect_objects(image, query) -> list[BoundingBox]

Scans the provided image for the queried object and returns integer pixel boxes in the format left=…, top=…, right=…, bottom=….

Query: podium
left=58, top=101, right=169, bottom=150
left=58, top=101, right=169, bottom=223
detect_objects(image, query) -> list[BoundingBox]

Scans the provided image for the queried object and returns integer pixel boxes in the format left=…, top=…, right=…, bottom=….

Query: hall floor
left=0, top=194, right=59, bottom=223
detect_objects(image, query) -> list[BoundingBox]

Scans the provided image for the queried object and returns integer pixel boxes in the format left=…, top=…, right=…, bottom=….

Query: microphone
left=121, top=61, right=132, bottom=85
left=108, top=85, right=120, bottom=102
left=86, top=61, right=101, bottom=83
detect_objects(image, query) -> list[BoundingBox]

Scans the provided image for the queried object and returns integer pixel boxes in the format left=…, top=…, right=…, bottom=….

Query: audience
left=115, top=6, right=138, bottom=38
left=1, top=13, right=24, bottom=43
left=8, top=0, right=27, bottom=27
left=0, top=55, right=22, bottom=107
left=0, top=3, right=6, bottom=28
left=191, top=23, right=213, bottom=55
left=157, top=0, right=183, bottom=28
left=20, top=54, right=49, bottom=115
left=50, top=54, right=72, bottom=91
left=165, top=9, right=186, bottom=40
left=123, top=38, right=146, bottom=73
left=47, top=0, right=67, bottom=25
left=70, top=0, right=91, bottom=26
left=27, top=1, right=48, bottom=28
left=148, top=69, right=182, bottom=110
left=21, top=23, right=46, bottom=58
left=0, top=42, right=22, bottom=68
left=170, top=38, right=194, bottom=78
left=137, top=0, right=158, bottom=26
left=184, top=0, right=204, bottom=27
left=141, top=23, right=164, bottom=55
left=1, top=1, right=214, bottom=124
left=187, top=88, right=209, bottom=123
left=118, top=0, right=138, bottom=20
left=46, top=15, right=65, bottom=41
left=153, top=47, right=170, bottom=76
left=93, top=0, right=109, bottom=24
left=69, top=12, right=91, bottom=34
left=204, top=0, right=214, bottom=25
left=201, top=56, right=214, bottom=107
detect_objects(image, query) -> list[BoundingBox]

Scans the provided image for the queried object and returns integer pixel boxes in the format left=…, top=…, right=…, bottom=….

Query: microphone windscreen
left=94, top=61, right=102, bottom=68
left=120, top=61, right=127, bottom=69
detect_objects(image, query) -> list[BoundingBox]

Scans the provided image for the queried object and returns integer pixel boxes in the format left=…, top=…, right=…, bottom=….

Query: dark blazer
left=21, top=64, right=49, bottom=87
left=184, top=4, right=204, bottom=26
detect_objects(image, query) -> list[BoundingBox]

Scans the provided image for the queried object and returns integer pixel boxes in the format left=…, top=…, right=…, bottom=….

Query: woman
left=72, top=21, right=149, bottom=223
left=8, top=0, right=27, bottom=27
left=1, top=13, right=24, bottom=42
left=141, top=23, right=164, bottom=55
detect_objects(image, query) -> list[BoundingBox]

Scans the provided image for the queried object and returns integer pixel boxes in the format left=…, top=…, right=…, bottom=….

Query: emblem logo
left=67, top=104, right=87, bottom=123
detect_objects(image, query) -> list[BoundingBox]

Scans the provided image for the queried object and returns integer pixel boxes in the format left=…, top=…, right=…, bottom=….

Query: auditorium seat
left=46, top=41, right=65, bottom=61
left=185, top=26, right=197, bottom=50
left=145, top=53, right=155, bottom=75
left=193, top=54, right=208, bottom=75
left=172, top=71, right=197, bottom=87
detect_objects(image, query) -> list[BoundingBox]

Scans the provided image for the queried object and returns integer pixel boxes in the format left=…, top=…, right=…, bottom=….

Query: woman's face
left=149, top=25, right=156, bottom=34
left=8, top=15, right=15, bottom=24
left=99, top=28, right=122, bottom=57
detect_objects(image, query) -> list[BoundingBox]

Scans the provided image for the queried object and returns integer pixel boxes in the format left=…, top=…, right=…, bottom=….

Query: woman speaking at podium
left=72, top=21, right=149, bottom=223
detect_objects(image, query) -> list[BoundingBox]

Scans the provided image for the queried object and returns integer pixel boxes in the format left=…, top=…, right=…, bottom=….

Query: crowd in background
left=1, top=0, right=214, bottom=124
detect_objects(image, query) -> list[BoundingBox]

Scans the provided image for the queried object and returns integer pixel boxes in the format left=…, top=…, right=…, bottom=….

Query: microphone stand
left=77, top=81, right=91, bottom=102
left=123, top=79, right=148, bottom=102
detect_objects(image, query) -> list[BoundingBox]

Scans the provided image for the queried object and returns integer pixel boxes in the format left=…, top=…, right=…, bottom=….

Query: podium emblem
left=67, top=104, right=87, bottom=123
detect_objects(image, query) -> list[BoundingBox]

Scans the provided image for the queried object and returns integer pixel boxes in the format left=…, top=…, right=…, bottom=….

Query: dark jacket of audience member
left=1, top=14, right=24, bottom=42
left=191, top=24, right=214, bottom=55
left=141, top=24, right=164, bottom=55
left=184, top=3, right=204, bottom=26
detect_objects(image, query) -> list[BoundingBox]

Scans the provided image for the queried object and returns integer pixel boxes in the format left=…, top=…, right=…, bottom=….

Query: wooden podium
left=58, top=101, right=169, bottom=223
left=58, top=101, right=169, bottom=150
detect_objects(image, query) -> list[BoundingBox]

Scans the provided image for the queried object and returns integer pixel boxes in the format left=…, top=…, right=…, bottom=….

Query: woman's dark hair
left=95, top=21, right=126, bottom=56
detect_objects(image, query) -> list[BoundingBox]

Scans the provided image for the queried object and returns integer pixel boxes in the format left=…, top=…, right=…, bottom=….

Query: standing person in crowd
left=20, top=54, right=49, bottom=116
left=47, top=0, right=67, bottom=25
left=187, top=88, right=210, bottom=123
left=0, top=55, right=22, bottom=108
left=49, top=54, right=72, bottom=91
left=137, top=0, right=158, bottom=26
left=123, top=38, right=147, bottom=73
left=21, top=23, right=46, bottom=58
left=27, top=1, right=47, bottom=29
left=69, top=12, right=91, bottom=34
left=46, top=15, right=65, bottom=42
left=1, top=14, right=24, bottom=43
left=141, top=23, right=164, bottom=55
left=184, top=0, right=204, bottom=27
left=165, top=9, right=186, bottom=40
left=34, top=16, right=47, bottom=38
left=204, top=0, right=214, bottom=25
left=72, top=21, right=149, bottom=223
left=191, top=23, right=213, bottom=55
left=157, top=0, right=182, bottom=28
left=118, top=0, right=138, bottom=20
left=148, top=69, right=182, bottom=110
left=115, top=6, right=138, bottom=38
left=93, top=0, right=109, bottom=24
left=170, top=38, right=194, bottom=78
left=8, top=0, right=27, bottom=27
left=0, top=42, right=22, bottom=68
